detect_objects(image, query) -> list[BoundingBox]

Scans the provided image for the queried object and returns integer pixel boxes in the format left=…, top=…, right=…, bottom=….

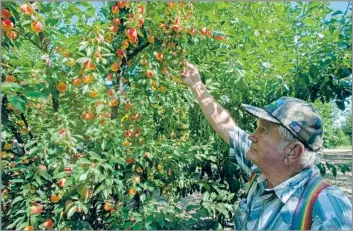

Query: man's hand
left=181, top=62, right=201, bottom=87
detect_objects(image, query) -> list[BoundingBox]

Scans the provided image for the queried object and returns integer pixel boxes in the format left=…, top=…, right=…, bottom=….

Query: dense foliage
left=1, top=1, right=351, bottom=230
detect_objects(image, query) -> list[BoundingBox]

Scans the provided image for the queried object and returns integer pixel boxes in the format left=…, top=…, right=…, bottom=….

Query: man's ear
left=283, top=142, right=305, bottom=165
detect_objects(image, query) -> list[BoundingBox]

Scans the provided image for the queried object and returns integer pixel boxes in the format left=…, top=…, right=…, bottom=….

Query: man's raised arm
left=181, top=62, right=236, bottom=144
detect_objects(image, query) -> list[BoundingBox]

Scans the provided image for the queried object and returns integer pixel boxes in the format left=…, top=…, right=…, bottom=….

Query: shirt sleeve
left=228, top=126, right=254, bottom=178
left=311, top=185, right=352, bottom=230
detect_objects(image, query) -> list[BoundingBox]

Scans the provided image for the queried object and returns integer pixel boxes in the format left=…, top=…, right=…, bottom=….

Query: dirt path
left=320, top=148, right=352, bottom=199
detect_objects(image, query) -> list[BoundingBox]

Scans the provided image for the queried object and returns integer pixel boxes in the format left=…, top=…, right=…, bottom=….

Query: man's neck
left=263, top=167, right=302, bottom=189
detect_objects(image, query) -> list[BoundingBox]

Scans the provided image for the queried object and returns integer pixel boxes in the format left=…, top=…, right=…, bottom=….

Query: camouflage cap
left=241, top=97, right=324, bottom=152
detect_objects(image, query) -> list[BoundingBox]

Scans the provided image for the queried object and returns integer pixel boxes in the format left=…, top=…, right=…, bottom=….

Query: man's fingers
left=185, top=62, right=195, bottom=69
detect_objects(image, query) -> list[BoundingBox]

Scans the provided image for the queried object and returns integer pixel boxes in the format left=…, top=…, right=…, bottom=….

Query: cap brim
left=241, top=104, right=280, bottom=124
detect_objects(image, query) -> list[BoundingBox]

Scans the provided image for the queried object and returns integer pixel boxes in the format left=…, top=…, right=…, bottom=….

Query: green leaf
left=52, top=171, right=70, bottom=179
left=24, top=91, right=47, bottom=99
left=309, top=65, right=319, bottom=78
left=6, top=216, right=25, bottom=229
left=332, top=10, right=343, bottom=16
left=77, top=184, right=88, bottom=200
left=101, top=140, right=106, bottom=150
left=86, top=46, right=93, bottom=57
left=77, top=158, right=91, bottom=165
left=67, top=205, right=77, bottom=219
left=34, top=173, right=42, bottom=185
left=12, top=196, right=23, bottom=205
left=1, top=82, right=22, bottom=94
left=75, top=57, right=89, bottom=64
left=157, top=212, right=165, bottom=228
left=30, top=214, right=38, bottom=228
left=93, top=183, right=105, bottom=196
left=24, top=140, right=37, bottom=149
left=79, top=173, right=87, bottom=182
left=40, top=171, right=52, bottom=181
left=7, top=95, right=26, bottom=113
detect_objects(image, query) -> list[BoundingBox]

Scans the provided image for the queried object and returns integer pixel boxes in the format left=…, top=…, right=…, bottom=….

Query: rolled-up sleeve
left=229, top=126, right=253, bottom=178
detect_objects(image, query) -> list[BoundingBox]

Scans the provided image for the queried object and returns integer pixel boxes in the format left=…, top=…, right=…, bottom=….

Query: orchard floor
left=167, top=148, right=352, bottom=230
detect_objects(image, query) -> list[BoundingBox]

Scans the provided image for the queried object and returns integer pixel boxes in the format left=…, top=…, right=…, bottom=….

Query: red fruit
left=124, top=102, right=131, bottom=111
left=2, top=19, right=14, bottom=31
left=175, top=17, right=181, bottom=25
left=146, top=70, right=153, bottom=78
left=118, top=1, right=128, bottom=9
left=83, top=112, right=94, bottom=121
left=31, top=21, right=43, bottom=33
left=124, top=130, right=132, bottom=137
left=138, top=5, right=145, bottom=14
left=82, top=74, right=94, bottom=84
left=200, top=27, right=207, bottom=35
left=58, top=178, right=67, bottom=188
left=107, top=88, right=114, bottom=97
left=126, top=157, right=135, bottom=164
left=110, top=62, right=119, bottom=72
left=31, top=203, right=43, bottom=214
left=109, top=98, right=119, bottom=107
left=156, top=52, right=163, bottom=61
left=112, top=5, right=119, bottom=14
left=1, top=9, right=11, bottom=19
left=116, top=48, right=125, bottom=58
left=138, top=18, right=144, bottom=28
left=5, top=75, right=16, bottom=82
left=128, top=36, right=137, bottom=44
left=72, top=78, right=82, bottom=87
left=104, top=202, right=112, bottom=211
left=107, top=73, right=114, bottom=81
left=109, top=25, right=118, bottom=33
left=121, top=39, right=129, bottom=49
left=24, top=226, right=34, bottom=230
left=132, top=113, right=139, bottom=120
left=173, top=25, right=180, bottom=33
left=56, top=82, right=67, bottom=93
left=43, top=218, right=53, bottom=229
left=39, top=164, right=47, bottom=171
left=148, top=35, right=154, bottom=44
left=207, top=30, right=213, bottom=37
left=84, top=60, right=96, bottom=70
left=64, top=167, right=72, bottom=173
left=20, top=4, right=33, bottom=15
left=127, top=28, right=137, bottom=39
left=113, top=18, right=121, bottom=25
left=129, top=13, right=135, bottom=20
left=214, top=35, right=226, bottom=41
left=189, top=28, right=196, bottom=36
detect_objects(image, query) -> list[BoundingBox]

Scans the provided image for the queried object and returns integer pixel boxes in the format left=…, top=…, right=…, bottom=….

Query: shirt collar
left=271, top=166, right=319, bottom=203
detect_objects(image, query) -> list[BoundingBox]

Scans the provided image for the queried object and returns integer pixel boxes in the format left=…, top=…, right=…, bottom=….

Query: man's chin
left=245, top=150, right=254, bottom=161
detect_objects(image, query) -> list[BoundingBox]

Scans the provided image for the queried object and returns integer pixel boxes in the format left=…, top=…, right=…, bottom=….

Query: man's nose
left=248, top=133, right=257, bottom=142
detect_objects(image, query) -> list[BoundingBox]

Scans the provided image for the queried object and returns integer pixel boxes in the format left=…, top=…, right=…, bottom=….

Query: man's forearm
left=190, top=82, right=236, bottom=144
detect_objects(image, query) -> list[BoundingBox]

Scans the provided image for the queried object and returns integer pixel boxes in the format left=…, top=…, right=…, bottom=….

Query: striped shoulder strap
left=247, top=171, right=257, bottom=194
left=291, top=174, right=330, bottom=230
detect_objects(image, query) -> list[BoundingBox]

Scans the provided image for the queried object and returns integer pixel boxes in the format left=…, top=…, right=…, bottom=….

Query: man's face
left=246, top=119, right=284, bottom=170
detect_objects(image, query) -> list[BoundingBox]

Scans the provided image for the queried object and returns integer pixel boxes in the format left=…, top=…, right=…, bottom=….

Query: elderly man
left=181, top=62, right=352, bottom=230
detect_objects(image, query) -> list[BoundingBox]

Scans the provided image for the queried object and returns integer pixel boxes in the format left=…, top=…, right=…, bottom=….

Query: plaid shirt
left=229, top=126, right=352, bottom=230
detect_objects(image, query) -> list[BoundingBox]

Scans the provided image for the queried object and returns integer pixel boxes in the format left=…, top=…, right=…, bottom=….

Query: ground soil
left=320, top=148, right=352, bottom=199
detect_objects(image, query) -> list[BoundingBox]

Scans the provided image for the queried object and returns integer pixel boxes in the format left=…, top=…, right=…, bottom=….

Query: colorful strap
left=291, top=174, right=330, bottom=230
